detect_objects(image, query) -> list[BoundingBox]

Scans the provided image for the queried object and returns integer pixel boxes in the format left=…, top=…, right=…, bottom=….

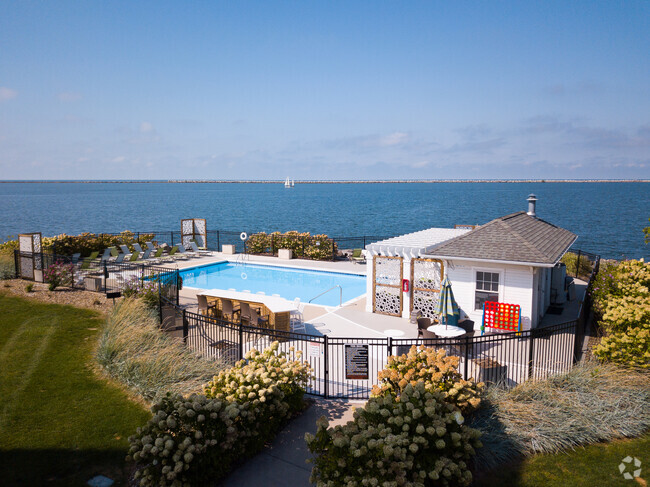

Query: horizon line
left=0, top=178, right=649, bottom=184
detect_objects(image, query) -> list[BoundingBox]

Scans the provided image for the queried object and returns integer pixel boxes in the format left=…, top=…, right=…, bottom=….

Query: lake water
left=0, top=182, right=648, bottom=260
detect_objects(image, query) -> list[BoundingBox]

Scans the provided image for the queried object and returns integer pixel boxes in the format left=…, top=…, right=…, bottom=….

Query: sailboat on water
left=284, top=177, right=295, bottom=188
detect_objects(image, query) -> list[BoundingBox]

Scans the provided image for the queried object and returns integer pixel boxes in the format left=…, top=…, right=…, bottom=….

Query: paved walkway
left=219, top=398, right=363, bottom=487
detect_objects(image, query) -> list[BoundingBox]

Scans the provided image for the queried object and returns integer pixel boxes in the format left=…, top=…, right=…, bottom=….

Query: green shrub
left=0, top=253, right=14, bottom=279
left=469, top=361, right=650, bottom=472
left=0, top=231, right=157, bottom=257
left=96, top=299, right=226, bottom=401
left=372, top=346, right=484, bottom=414
left=590, top=259, right=650, bottom=369
left=128, top=342, right=312, bottom=486
left=560, top=251, right=593, bottom=279
left=245, top=231, right=337, bottom=260
left=306, top=382, right=482, bottom=487
left=594, top=322, right=650, bottom=368
left=25, top=283, right=34, bottom=293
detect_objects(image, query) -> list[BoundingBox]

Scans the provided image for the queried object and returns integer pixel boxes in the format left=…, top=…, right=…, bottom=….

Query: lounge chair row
left=73, top=241, right=211, bottom=269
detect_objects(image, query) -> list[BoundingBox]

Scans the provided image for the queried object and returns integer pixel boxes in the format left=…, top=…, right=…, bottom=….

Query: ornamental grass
left=96, top=298, right=226, bottom=402
left=469, top=361, right=650, bottom=472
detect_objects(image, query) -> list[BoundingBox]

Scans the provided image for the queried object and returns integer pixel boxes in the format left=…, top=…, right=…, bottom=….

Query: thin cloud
left=0, top=87, right=17, bottom=102
left=140, top=122, right=154, bottom=133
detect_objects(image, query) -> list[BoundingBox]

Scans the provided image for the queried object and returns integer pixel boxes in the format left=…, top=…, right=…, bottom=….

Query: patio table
left=427, top=324, right=466, bottom=338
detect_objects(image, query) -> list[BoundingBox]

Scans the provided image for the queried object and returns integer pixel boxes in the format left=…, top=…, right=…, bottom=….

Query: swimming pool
left=180, top=262, right=366, bottom=307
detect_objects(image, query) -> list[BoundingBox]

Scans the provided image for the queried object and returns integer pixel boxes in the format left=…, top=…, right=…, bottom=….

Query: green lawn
left=474, top=433, right=650, bottom=487
left=0, top=293, right=151, bottom=486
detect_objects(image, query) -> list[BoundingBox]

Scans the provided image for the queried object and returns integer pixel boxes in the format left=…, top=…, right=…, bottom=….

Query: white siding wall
left=446, top=260, right=535, bottom=331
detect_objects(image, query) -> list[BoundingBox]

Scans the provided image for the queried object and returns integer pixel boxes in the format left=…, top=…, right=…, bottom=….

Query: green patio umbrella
left=435, top=277, right=460, bottom=328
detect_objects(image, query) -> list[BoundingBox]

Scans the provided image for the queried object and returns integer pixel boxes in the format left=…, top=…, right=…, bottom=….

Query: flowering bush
left=204, top=341, right=312, bottom=417
left=594, top=323, right=650, bottom=368
left=246, top=231, right=337, bottom=261
left=122, top=276, right=160, bottom=309
left=590, top=259, right=650, bottom=369
left=43, top=261, right=74, bottom=290
left=0, top=231, right=156, bottom=257
left=306, top=382, right=482, bottom=487
left=128, top=342, right=312, bottom=486
left=372, top=346, right=484, bottom=414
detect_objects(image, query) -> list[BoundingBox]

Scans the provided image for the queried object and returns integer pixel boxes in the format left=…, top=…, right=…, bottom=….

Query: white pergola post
left=402, top=257, right=411, bottom=319
left=365, top=253, right=374, bottom=313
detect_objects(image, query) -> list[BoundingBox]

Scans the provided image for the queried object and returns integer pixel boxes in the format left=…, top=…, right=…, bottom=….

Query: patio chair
left=239, top=302, right=261, bottom=323
left=197, top=295, right=217, bottom=317
left=80, top=251, right=100, bottom=270
left=168, top=246, right=189, bottom=260
left=189, top=241, right=211, bottom=256
left=178, top=244, right=198, bottom=258
left=417, top=317, right=431, bottom=338
left=133, top=243, right=145, bottom=254
left=99, top=248, right=112, bottom=262
left=246, top=307, right=269, bottom=327
left=119, top=245, right=133, bottom=260
left=71, top=253, right=81, bottom=265
left=145, top=241, right=155, bottom=251
left=220, top=299, right=240, bottom=321
left=129, top=251, right=141, bottom=262
left=453, top=320, right=476, bottom=358
left=349, top=248, right=366, bottom=264
left=290, top=297, right=305, bottom=332
left=110, top=247, right=120, bottom=258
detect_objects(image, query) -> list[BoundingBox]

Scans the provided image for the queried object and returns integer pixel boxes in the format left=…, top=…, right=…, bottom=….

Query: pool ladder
left=235, top=252, right=249, bottom=266
left=309, top=285, right=342, bottom=307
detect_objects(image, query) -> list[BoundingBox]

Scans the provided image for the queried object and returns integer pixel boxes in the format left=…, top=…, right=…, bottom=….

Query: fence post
left=176, top=270, right=180, bottom=305
left=182, top=309, right=188, bottom=344
left=302, top=236, right=305, bottom=257
left=158, top=284, right=163, bottom=325
left=575, top=250, right=582, bottom=278
left=171, top=231, right=174, bottom=246
left=464, top=336, right=469, bottom=379
left=217, top=231, right=220, bottom=252
left=363, top=236, right=366, bottom=248
left=14, top=249, right=19, bottom=278
left=527, top=329, right=535, bottom=380
left=387, top=337, right=393, bottom=357
left=324, top=335, right=329, bottom=399
left=103, top=260, right=108, bottom=292
left=238, top=323, right=244, bottom=361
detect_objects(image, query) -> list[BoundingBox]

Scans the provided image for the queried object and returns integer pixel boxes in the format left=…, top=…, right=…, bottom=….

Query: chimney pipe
left=527, top=194, right=538, bottom=217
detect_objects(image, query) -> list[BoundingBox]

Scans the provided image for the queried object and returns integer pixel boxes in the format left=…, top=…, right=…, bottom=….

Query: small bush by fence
left=245, top=231, right=337, bottom=260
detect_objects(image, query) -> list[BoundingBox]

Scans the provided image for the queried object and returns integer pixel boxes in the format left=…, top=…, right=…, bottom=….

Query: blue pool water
left=179, top=262, right=366, bottom=307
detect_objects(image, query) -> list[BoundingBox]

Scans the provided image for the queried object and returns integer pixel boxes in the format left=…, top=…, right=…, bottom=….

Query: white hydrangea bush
left=128, top=342, right=312, bottom=486
left=306, top=382, right=482, bottom=487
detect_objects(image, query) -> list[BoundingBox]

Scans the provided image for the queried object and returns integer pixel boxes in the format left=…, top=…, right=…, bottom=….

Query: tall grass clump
left=560, top=251, right=594, bottom=279
left=0, top=252, right=15, bottom=279
left=96, top=298, right=226, bottom=401
left=469, top=361, right=650, bottom=472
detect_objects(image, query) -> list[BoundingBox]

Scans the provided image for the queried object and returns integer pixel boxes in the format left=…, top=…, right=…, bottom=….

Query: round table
left=427, top=324, right=466, bottom=338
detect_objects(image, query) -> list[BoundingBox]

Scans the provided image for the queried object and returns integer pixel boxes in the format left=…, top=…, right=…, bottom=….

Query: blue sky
left=1, top=1, right=649, bottom=180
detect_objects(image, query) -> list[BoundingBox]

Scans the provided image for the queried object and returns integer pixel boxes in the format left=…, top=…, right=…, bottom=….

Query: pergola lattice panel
left=373, top=255, right=403, bottom=316
left=410, top=258, right=444, bottom=318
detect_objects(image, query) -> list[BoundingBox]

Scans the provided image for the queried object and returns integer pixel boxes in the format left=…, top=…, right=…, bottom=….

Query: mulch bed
left=0, top=279, right=117, bottom=315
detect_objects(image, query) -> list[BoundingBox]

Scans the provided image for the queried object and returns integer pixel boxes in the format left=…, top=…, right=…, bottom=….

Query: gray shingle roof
left=426, top=212, right=577, bottom=266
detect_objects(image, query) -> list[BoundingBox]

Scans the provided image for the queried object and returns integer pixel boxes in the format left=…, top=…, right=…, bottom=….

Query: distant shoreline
left=0, top=179, right=648, bottom=184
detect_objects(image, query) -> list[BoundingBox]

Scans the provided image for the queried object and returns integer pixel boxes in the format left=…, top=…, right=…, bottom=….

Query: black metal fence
left=43, top=230, right=393, bottom=258
left=168, top=299, right=584, bottom=398
left=15, top=250, right=180, bottom=305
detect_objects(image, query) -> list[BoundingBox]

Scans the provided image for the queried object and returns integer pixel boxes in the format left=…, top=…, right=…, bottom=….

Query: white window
left=475, top=271, right=500, bottom=310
